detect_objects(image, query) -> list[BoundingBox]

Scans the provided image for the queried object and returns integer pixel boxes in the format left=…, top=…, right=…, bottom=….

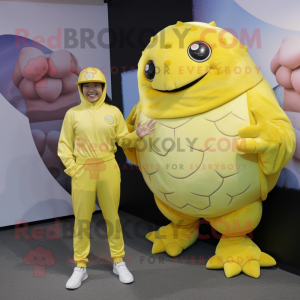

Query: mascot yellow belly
left=138, top=93, right=261, bottom=219
left=123, top=21, right=296, bottom=278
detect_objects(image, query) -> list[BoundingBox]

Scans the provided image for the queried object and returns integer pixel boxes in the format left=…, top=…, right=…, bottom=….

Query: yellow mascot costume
left=123, top=21, right=296, bottom=278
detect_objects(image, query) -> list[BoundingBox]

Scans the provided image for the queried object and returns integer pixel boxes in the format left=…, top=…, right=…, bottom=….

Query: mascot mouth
left=154, top=73, right=207, bottom=93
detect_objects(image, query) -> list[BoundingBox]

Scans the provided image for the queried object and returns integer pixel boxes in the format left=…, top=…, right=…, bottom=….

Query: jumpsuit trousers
left=71, top=157, right=124, bottom=267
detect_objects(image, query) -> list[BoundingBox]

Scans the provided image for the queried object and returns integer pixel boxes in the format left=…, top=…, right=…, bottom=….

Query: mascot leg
left=146, top=195, right=199, bottom=257
left=205, top=199, right=276, bottom=278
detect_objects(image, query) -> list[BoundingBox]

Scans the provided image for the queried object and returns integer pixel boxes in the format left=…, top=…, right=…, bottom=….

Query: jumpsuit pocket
left=69, top=164, right=80, bottom=179
left=73, top=164, right=81, bottom=178
left=65, top=164, right=79, bottom=178
left=73, top=164, right=86, bottom=180
left=74, top=164, right=79, bottom=174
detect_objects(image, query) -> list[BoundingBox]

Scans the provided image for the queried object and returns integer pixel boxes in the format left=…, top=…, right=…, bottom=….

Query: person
left=58, top=67, right=155, bottom=289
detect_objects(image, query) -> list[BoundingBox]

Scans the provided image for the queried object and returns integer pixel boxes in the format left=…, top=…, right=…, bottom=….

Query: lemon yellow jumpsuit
left=58, top=68, right=141, bottom=267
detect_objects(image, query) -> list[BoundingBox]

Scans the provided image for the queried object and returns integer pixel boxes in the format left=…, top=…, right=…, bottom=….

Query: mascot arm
left=236, top=78, right=296, bottom=175
left=126, top=103, right=137, bottom=133
left=122, top=103, right=140, bottom=165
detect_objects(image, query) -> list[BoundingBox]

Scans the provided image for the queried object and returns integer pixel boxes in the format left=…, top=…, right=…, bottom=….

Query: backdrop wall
left=0, top=0, right=110, bottom=227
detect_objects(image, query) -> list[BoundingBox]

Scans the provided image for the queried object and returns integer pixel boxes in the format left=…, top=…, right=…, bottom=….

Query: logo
left=85, top=72, right=94, bottom=79
left=24, top=247, right=56, bottom=277
left=84, top=158, right=106, bottom=179
left=105, top=115, right=114, bottom=124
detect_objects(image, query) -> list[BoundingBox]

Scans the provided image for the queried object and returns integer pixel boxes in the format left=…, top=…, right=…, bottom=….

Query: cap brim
left=75, top=79, right=106, bottom=85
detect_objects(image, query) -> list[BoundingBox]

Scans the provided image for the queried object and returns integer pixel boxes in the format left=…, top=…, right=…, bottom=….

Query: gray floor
left=1, top=211, right=300, bottom=300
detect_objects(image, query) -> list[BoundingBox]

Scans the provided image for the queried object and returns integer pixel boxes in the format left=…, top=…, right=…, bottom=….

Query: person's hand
left=136, top=118, right=156, bottom=138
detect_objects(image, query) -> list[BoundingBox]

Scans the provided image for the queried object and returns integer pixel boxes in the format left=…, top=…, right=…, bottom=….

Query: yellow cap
left=76, top=67, right=107, bottom=85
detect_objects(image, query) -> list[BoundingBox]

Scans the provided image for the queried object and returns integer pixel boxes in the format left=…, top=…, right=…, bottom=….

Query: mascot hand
left=236, top=108, right=281, bottom=154
left=236, top=108, right=284, bottom=175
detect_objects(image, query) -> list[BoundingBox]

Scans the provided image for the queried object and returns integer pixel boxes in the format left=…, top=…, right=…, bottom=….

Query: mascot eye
left=43, top=67, right=47, bottom=71
left=35, top=66, right=39, bottom=70
left=188, top=42, right=211, bottom=62
left=144, top=60, right=156, bottom=81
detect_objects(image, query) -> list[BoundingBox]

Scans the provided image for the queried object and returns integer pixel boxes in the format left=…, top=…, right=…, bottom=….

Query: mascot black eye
left=188, top=42, right=211, bottom=62
left=144, top=60, right=156, bottom=81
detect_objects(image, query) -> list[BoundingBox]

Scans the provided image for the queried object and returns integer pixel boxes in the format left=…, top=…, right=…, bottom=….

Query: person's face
left=82, top=82, right=103, bottom=102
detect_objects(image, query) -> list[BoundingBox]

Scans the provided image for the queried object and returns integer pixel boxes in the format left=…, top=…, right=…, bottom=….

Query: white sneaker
left=113, top=262, right=134, bottom=283
left=66, top=267, right=88, bottom=289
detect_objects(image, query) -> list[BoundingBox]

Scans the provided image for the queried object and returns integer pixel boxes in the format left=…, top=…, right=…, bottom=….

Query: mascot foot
left=206, top=235, right=276, bottom=278
left=146, top=222, right=198, bottom=257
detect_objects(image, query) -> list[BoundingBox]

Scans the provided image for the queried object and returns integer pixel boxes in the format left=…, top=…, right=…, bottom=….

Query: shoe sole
left=66, top=274, right=88, bottom=289
left=113, top=268, right=134, bottom=284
